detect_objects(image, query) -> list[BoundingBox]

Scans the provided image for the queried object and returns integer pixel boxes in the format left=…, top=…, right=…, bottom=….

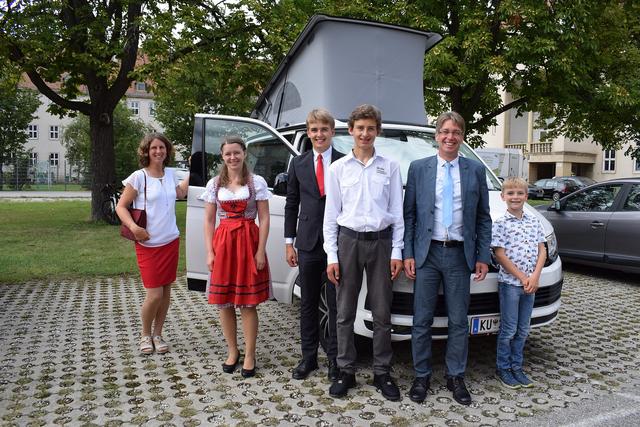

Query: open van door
left=186, top=114, right=299, bottom=293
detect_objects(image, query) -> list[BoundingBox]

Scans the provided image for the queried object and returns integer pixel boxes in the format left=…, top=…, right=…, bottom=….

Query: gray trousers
left=335, top=230, right=393, bottom=375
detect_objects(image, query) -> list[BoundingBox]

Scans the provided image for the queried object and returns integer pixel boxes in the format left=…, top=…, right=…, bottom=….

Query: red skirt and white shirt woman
left=201, top=174, right=272, bottom=307
left=123, top=168, right=180, bottom=288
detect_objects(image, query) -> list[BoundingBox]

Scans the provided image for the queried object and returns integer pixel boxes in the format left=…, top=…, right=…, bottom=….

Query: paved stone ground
left=1, top=270, right=639, bottom=426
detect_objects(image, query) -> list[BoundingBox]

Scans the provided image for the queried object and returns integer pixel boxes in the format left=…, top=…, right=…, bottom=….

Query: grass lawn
left=0, top=200, right=186, bottom=284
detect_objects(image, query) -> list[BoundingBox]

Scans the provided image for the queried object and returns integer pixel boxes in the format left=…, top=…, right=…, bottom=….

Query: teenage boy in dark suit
left=285, top=108, right=344, bottom=381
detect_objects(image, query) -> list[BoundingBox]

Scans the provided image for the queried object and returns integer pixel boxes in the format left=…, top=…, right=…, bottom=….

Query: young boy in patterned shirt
left=491, top=177, right=547, bottom=389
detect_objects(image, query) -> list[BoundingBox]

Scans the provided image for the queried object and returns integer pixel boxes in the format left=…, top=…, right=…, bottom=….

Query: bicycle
left=101, top=183, right=122, bottom=225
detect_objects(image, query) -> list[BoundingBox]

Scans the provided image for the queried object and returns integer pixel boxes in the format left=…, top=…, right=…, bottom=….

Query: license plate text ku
left=470, top=315, right=500, bottom=335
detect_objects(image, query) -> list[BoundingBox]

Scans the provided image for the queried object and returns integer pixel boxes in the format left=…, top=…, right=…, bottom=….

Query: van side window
left=246, top=136, right=291, bottom=188
left=196, top=118, right=294, bottom=187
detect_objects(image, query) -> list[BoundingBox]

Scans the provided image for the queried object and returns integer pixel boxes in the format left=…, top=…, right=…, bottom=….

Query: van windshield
left=331, top=129, right=501, bottom=191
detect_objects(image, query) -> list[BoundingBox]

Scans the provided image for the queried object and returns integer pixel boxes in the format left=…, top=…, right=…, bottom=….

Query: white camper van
left=185, top=15, right=563, bottom=346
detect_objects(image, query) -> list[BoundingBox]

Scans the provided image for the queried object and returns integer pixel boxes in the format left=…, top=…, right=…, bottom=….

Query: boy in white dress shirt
left=323, top=104, right=404, bottom=401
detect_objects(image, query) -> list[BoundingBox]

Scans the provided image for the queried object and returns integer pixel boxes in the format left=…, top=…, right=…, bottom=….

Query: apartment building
left=482, top=92, right=640, bottom=183
left=20, top=79, right=162, bottom=183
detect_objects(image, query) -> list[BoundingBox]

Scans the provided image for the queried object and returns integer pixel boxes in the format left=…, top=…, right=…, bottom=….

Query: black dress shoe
left=292, top=359, right=318, bottom=380
left=373, top=373, right=401, bottom=401
left=241, top=364, right=257, bottom=378
left=409, top=376, right=430, bottom=403
left=329, top=372, right=356, bottom=398
left=447, top=376, right=471, bottom=405
left=327, top=359, right=340, bottom=382
left=221, top=354, right=240, bottom=374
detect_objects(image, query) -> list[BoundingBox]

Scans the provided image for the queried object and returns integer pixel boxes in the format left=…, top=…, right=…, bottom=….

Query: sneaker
left=139, top=336, right=153, bottom=354
left=372, top=373, right=401, bottom=401
left=496, top=369, right=521, bottom=389
left=152, top=335, right=169, bottom=354
left=512, top=369, right=534, bottom=388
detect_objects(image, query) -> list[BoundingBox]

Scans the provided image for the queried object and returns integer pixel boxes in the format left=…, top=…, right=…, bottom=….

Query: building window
left=49, top=152, right=59, bottom=166
left=634, top=159, right=640, bottom=173
left=49, top=125, right=59, bottom=139
left=135, top=81, right=146, bottom=92
left=149, top=101, right=156, bottom=117
left=28, top=124, right=38, bottom=139
left=29, top=152, right=38, bottom=166
left=603, top=150, right=616, bottom=172
left=128, top=101, right=139, bottom=115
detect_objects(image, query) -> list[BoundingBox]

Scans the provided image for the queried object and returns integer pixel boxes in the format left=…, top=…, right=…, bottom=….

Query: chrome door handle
left=590, top=221, right=604, bottom=229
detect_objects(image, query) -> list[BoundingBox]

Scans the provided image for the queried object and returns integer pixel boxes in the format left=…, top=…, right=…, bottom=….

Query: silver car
left=539, top=178, right=640, bottom=273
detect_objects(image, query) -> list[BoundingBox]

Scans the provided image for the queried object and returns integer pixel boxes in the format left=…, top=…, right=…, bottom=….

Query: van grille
left=364, top=278, right=563, bottom=316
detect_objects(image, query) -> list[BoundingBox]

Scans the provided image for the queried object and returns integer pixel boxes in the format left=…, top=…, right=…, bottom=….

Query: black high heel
left=222, top=354, right=241, bottom=374
left=241, top=360, right=257, bottom=378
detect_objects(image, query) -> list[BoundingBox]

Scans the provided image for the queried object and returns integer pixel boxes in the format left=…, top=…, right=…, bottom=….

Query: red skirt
left=135, top=238, right=179, bottom=288
left=209, top=218, right=271, bottom=306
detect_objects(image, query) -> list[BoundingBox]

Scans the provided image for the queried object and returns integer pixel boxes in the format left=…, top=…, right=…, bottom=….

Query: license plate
left=470, top=315, right=500, bottom=335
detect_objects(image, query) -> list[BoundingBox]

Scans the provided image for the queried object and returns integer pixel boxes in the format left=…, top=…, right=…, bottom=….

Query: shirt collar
left=313, top=147, right=332, bottom=160
left=437, top=154, right=460, bottom=168
left=504, top=209, right=531, bottom=221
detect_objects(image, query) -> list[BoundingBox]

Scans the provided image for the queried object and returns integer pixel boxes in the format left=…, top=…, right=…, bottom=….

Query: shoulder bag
left=120, top=171, right=147, bottom=241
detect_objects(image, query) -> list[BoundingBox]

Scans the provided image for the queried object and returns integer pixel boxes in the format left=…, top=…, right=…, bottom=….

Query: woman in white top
left=202, top=136, right=271, bottom=378
left=116, top=133, right=189, bottom=355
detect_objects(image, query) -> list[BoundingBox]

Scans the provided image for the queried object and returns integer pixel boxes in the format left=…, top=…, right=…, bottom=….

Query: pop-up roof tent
left=251, top=15, right=442, bottom=128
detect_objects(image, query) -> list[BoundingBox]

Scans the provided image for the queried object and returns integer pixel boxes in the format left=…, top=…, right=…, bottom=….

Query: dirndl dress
left=205, top=175, right=271, bottom=307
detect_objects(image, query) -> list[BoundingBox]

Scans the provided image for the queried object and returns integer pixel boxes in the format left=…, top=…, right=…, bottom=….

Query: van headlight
left=546, top=232, right=558, bottom=264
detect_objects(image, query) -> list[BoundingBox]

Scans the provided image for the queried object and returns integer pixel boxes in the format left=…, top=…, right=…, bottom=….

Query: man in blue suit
left=285, top=109, right=344, bottom=381
left=403, top=111, right=492, bottom=405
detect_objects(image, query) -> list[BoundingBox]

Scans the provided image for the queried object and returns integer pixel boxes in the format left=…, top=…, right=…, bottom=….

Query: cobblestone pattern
left=0, top=271, right=638, bottom=426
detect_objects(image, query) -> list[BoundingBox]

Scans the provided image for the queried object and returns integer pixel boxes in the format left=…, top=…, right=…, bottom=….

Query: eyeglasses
left=438, top=130, right=463, bottom=137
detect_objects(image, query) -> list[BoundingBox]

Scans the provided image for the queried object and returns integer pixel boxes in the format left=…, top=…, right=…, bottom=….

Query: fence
left=0, top=159, right=90, bottom=191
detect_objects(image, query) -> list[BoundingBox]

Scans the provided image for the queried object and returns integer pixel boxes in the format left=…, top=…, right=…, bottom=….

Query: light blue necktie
left=443, top=162, right=453, bottom=229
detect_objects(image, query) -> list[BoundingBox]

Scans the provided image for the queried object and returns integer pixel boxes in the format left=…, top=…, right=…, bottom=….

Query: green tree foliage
left=63, top=103, right=152, bottom=185
left=311, top=0, right=640, bottom=151
left=166, top=0, right=636, bottom=154
left=0, top=1, right=246, bottom=220
left=147, top=1, right=309, bottom=156
left=0, top=63, right=40, bottom=189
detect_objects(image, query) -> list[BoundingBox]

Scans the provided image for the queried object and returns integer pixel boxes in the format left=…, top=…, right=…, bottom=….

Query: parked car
left=528, top=183, right=544, bottom=200
left=557, top=175, right=596, bottom=188
left=185, top=15, right=563, bottom=345
left=538, top=178, right=640, bottom=274
left=534, top=177, right=582, bottom=200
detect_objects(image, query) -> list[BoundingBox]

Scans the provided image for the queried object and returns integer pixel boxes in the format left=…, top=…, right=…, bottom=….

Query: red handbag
left=120, top=171, right=147, bottom=241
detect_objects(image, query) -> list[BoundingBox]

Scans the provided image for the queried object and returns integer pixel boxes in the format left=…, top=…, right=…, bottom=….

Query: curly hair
left=137, top=133, right=174, bottom=168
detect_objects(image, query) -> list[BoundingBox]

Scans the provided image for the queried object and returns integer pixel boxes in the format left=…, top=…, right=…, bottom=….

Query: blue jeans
left=496, top=282, right=534, bottom=371
left=412, top=245, right=471, bottom=378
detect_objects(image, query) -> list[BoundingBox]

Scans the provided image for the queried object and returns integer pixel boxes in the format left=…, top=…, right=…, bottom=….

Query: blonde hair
left=306, top=108, right=335, bottom=129
left=218, top=136, right=250, bottom=187
left=501, top=176, right=529, bottom=192
left=435, top=111, right=465, bottom=135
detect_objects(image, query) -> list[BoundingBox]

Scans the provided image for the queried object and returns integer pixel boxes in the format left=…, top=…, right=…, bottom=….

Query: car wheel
left=318, top=281, right=330, bottom=353
left=552, top=192, right=561, bottom=201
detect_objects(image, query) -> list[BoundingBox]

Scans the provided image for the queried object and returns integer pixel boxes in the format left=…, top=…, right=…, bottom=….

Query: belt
left=339, top=226, right=392, bottom=241
left=431, top=239, right=464, bottom=248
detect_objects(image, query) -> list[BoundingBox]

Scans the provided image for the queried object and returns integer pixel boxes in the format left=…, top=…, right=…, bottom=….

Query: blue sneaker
left=496, top=369, right=521, bottom=389
left=512, top=369, right=534, bottom=388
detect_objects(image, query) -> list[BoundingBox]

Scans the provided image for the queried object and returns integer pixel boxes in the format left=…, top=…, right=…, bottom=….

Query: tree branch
left=25, top=69, right=91, bottom=114
left=469, top=97, right=528, bottom=130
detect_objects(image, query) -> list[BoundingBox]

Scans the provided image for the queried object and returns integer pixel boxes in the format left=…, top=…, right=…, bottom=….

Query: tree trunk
left=89, top=109, right=116, bottom=222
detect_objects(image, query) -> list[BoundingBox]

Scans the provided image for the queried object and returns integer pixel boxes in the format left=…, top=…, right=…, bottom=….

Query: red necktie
left=316, top=154, right=325, bottom=197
